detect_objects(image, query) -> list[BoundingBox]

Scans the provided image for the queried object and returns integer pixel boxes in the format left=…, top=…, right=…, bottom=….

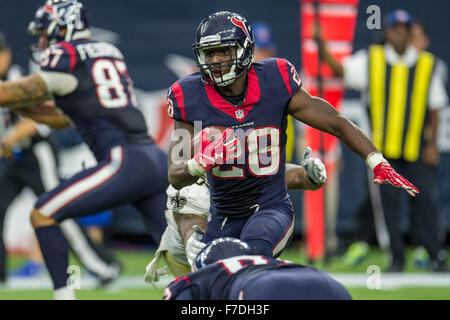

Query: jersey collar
left=203, top=66, right=261, bottom=122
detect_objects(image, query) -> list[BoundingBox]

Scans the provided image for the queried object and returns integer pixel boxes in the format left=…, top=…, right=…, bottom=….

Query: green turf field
left=0, top=246, right=449, bottom=300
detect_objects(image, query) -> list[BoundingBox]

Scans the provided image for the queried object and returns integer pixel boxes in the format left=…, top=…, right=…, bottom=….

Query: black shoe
left=98, top=262, right=122, bottom=287
left=386, top=257, right=404, bottom=272
left=431, top=250, right=448, bottom=272
left=431, top=259, right=448, bottom=272
left=387, top=263, right=404, bottom=272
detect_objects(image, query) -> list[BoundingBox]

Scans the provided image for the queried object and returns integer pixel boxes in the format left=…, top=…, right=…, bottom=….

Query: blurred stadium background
left=0, top=0, right=449, bottom=299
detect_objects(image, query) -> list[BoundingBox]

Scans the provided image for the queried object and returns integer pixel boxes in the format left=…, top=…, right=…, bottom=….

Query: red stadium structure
left=300, top=0, right=359, bottom=261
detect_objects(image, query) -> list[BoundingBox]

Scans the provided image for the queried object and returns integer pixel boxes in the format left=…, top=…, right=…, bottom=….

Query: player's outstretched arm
left=15, top=100, right=71, bottom=129
left=289, top=88, right=376, bottom=159
left=285, top=147, right=327, bottom=191
left=288, top=88, right=419, bottom=196
left=0, top=72, right=51, bottom=109
left=286, top=163, right=320, bottom=190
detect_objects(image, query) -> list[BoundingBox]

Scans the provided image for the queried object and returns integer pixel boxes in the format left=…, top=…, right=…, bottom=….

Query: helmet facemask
left=194, top=36, right=253, bottom=87
left=28, top=1, right=90, bottom=62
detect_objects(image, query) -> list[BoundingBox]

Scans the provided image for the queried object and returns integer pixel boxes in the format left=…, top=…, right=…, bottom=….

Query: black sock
left=34, top=225, right=69, bottom=289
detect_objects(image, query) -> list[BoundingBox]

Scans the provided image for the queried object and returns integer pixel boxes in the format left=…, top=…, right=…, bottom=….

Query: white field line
left=0, top=273, right=450, bottom=291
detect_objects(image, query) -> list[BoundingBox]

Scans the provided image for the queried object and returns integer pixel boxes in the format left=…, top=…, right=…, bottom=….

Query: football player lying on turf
left=162, top=237, right=352, bottom=300
left=145, top=150, right=326, bottom=284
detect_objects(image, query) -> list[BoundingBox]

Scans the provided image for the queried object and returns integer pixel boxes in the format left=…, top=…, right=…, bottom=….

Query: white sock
left=54, top=286, right=76, bottom=300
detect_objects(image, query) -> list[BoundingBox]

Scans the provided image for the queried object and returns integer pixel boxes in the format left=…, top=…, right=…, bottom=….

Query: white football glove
left=301, top=146, right=327, bottom=186
left=144, top=251, right=169, bottom=286
left=185, top=225, right=206, bottom=266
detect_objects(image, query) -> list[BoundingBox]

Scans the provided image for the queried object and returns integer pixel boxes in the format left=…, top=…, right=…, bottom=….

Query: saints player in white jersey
left=145, top=149, right=327, bottom=284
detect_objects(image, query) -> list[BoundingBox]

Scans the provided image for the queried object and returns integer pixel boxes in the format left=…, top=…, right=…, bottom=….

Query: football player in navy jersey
left=0, top=0, right=168, bottom=299
left=163, top=237, right=352, bottom=300
left=166, top=11, right=419, bottom=260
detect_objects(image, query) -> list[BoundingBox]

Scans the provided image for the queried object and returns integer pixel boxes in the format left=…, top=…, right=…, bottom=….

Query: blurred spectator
left=410, top=21, right=448, bottom=85
left=409, top=20, right=449, bottom=268
left=0, top=31, right=56, bottom=282
left=252, top=22, right=277, bottom=62
left=316, top=10, right=448, bottom=272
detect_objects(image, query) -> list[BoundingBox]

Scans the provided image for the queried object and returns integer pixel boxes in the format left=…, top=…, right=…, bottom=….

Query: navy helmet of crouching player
left=192, top=11, right=255, bottom=87
left=193, top=237, right=253, bottom=271
left=28, top=0, right=90, bottom=54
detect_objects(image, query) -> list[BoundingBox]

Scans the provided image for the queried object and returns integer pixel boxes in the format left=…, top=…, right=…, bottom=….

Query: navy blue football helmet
left=193, top=11, right=255, bottom=87
left=28, top=0, right=90, bottom=45
left=193, top=237, right=253, bottom=271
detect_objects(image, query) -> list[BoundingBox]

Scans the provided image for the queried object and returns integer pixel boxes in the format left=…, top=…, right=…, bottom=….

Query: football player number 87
left=212, top=126, right=281, bottom=178
left=91, top=59, right=137, bottom=109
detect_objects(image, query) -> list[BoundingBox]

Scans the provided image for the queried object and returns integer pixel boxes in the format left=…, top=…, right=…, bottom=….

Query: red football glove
left=187, top=127, right=237, bottom=176
left=373, top=162, right=420, bottom=197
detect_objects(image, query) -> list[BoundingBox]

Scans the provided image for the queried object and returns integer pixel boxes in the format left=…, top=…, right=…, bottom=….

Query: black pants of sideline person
left=379, top=158, right=447, bottom=271
left=0, top=148, right=49, bottom=283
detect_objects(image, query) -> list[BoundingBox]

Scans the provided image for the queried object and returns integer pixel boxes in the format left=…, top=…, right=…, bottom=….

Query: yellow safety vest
left=368, top=45, right=435, bottom=162
left=285, top=115, right=295, bottom=163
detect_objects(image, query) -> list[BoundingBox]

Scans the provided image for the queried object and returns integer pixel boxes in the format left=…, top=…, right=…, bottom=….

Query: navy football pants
left=203, top=199, right=295, bottom=257
left=35, top=143, right=169, bottom=244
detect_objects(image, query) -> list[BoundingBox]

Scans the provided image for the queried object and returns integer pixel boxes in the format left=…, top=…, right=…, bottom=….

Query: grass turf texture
left=0, top=246, right=448, bottom=300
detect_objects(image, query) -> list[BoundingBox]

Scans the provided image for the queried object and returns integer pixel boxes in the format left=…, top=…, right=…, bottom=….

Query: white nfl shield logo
left=235, top=109, right=244, bottom=119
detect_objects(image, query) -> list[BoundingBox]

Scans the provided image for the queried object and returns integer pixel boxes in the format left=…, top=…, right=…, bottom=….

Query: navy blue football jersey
left=168, top=58, right=302, bottom=217
left=163, top=255, right=351, bottom=300
left=163, top=255, right=290, bottom=300
left=40, top=39, right=151, bottom=160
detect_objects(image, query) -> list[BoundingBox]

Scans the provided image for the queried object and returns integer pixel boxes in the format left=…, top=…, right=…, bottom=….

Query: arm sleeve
left=39, top=71, right=78, bottom=96
left=167, top=82, right=187, bottom=121
left=342, top=49, right=369, bottom=91
left=275, top=58, right=303, bottom=97
left=40, top=42, right=78, bottom=74
left=40, top=42, right=79, bottom=96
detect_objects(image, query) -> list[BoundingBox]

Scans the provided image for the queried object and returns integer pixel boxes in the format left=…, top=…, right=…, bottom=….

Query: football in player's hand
left=192, top=125, right=227, bottom=149
left=205, top=125, right=227, bottom=142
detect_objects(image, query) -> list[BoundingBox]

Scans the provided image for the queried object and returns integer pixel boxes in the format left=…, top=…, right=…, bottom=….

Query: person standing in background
left=316, top=10, right=448, bottom=272
left=0, top=31, right=56, bottom=284
left=409, top=20, right=449, bottom=268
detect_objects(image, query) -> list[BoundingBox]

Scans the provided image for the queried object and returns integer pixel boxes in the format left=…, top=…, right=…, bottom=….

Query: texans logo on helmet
left=231, top=16, right=251, bottom=41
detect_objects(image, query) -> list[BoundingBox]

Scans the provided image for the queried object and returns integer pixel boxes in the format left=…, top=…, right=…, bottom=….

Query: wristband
left=186, top=158, right=206, bottom=177
left=365, top=151, right=387, bottom=170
